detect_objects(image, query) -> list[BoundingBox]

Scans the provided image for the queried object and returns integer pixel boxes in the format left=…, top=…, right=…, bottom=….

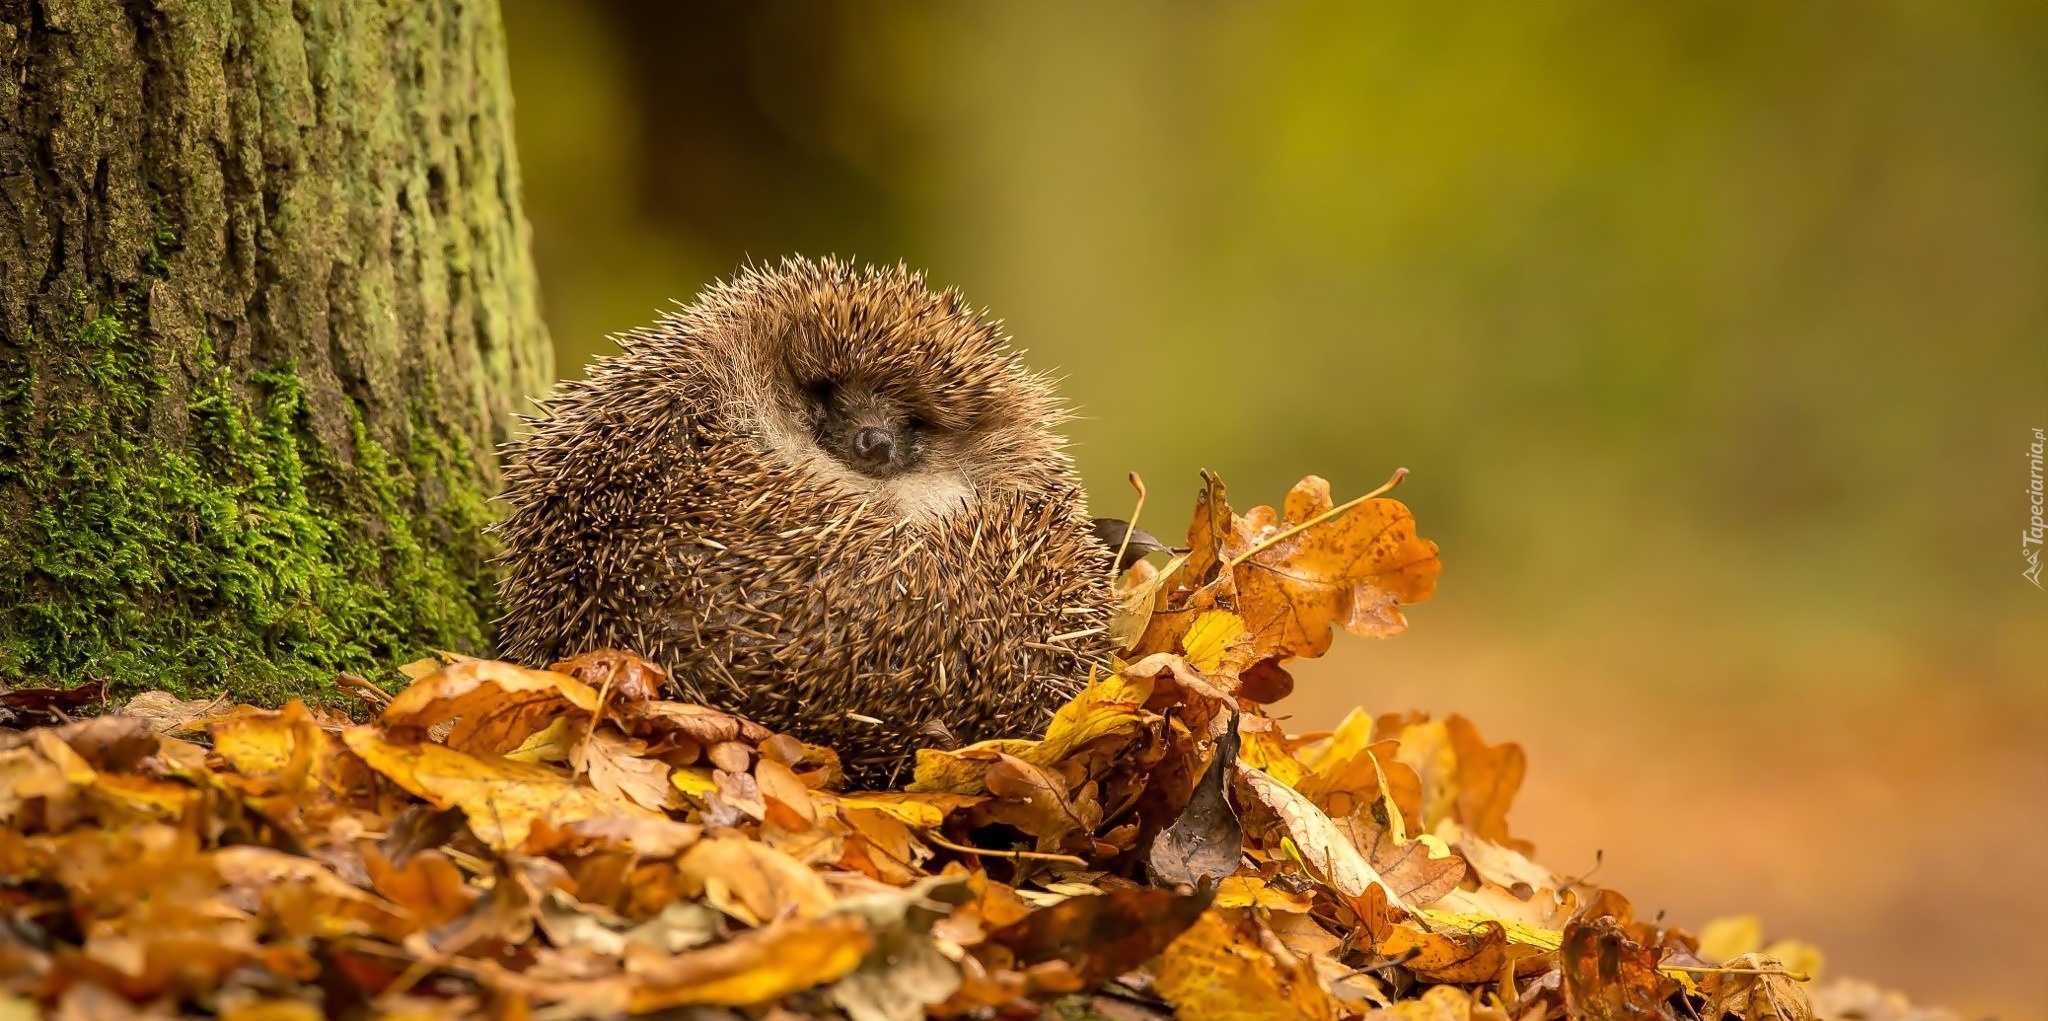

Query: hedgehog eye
left=800, top=380, right=838, bottom=420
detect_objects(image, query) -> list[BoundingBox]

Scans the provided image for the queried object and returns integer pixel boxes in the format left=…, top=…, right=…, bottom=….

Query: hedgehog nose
left=851, top=426, right=895, bottom=467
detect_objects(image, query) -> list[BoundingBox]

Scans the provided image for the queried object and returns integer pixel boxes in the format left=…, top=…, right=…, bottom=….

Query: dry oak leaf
left=361, top=847, right=475, bottom=929
left=1560, top=911, right=1683, bottom=1021
left=206, top=703, right=320, bottom=783
left=119, top=691, right=231, bottom=734
left=1357, top=984, right=1478, bottom=1021
left=210, top=845, right=407, bottom=941
left=488, top=914, right=874, bottom=1014
left=1213, top=876, right=1314, bottom=914
left=205, top=701, right=371, bottom=803
left=1235, top=760, right=1407, bottom=910
left=1130, top=472, right=1237, bottom=659
left=1154, top=909, right=1339, bottom=1021
left=1697, top=953, right=1815, bottom=1021
left=981, top=753, right=1102, bottom=854
left=1374, top=712, right=1526, bottom=850
left=341, top=727, right=659, bottom=852
left=911, top=668, right=1154, bottom=795
left=985, top=885, right=1214, bottom=985
left=1181, top=609, right=1253, bottom=677
left=574, top=726, right=680, bottom=813
left=378, top=659, right=599, bottom=757
left=676, top=835, right=838, bottom=926
left=1293, top=708, right=1426, bottom=844
left=1228, top=475, right=1440, bottom=662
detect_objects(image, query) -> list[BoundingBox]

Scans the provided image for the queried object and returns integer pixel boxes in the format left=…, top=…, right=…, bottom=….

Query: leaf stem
left=925, top=832, right=1090, bottom=866
left=1111, top=471, right=1148, bottom=582
left=1223, top=467, right=1408, bottom=570
left=1660, top=964, right=1813, bottom=982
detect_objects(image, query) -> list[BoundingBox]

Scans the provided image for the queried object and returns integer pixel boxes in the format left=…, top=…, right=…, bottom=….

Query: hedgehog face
left=800, top=377, right=938, bottom=479
left=719, top=271, right=1074, bottom=519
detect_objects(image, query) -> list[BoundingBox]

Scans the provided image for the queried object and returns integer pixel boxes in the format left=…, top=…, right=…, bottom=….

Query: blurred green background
left=500, top=3, right=2044, bottom=1014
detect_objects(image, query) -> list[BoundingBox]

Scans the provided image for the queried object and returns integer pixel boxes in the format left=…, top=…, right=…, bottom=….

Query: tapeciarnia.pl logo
left=2027, top=427, right=2045, bottom=589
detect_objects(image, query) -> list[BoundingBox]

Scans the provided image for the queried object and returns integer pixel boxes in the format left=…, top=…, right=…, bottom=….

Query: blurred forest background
left=498, top=3, right=2044, bottom=1015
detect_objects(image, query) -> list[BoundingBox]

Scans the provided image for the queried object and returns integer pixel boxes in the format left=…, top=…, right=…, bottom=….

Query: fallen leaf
left=625, top=915, right=873, bottom=1012
left=986, top=885, right=1215, bottom=984
left=1150, top=714, right=1244, bottom=888
left=341, top=727, right=658, bottom=851
left=1561, top=909, right=1682, bottom=1021
left=378, top=660, right=599, bottom=756
left=1697, top=952, right=1815, bottom=1021
left=574, top=726, right=679, bottom=812
left=1226, top=475, right=1440, bottom=660
left=676, top=835, right=837, bottom=925
left=1155, top=909, right=1339, bottom=1021
left=1235, top=760, right=1405, bottom=910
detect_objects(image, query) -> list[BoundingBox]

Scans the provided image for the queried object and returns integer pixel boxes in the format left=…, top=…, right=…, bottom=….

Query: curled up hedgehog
left=492, top=258, right=1121, bottom=786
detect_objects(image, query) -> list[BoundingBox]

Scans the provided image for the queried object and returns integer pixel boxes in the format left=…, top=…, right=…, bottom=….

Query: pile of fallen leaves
left=0, top=472, right=1955, bottom=1020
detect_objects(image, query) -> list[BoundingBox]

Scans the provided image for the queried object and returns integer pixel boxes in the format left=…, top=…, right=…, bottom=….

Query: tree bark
left=0, top=0, right=552, bottom=699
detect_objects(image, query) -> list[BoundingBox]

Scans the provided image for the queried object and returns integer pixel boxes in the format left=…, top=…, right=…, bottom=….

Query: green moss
left=0, top=295, right=495, bottom=704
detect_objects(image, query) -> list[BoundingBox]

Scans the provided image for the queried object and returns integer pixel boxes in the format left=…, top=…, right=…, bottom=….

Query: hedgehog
left=492, top=258, right=1119, bottom=786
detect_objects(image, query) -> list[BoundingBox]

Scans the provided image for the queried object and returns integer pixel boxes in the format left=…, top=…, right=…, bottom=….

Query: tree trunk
left=0, top=0, right=552, bottom=700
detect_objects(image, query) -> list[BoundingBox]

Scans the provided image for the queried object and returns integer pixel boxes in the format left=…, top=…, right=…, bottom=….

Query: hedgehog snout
left=851, top=426, right=895, bottom=468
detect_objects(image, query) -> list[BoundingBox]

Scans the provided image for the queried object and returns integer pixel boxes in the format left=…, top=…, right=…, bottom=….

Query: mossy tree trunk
left=0, top=0, right=552, bottom=701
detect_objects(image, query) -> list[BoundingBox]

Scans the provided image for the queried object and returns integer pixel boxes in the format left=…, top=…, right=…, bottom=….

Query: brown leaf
left=573, top=726, right=679, bottom=813
left=378, top=659, right=599, bottom=756
left=1560, top=910, right=1682, bottom=1021
left=118, top=691, right=232, bottom=735
left=1444, top=715, right=1527, bottom=851
left=1697, top=953, right=1815, bottom=1021
left=986, top=886, right=1215, bottom=985
left=1357, top=984, right=1474, bottom=1020
left=981, top=753, right=1100, bottom=854
left=1149, top=715, right=1243, bottom=888
left=630, top=700, right=773, bottom=749
left=1380, top=919, right=1512, bottom=985
left=1235, top=760, right=1405, bottom=910
left=362, top=846, right=475, bottom=928
left=0, top=679, right=109, bottom=724
left=549, top=648, right=669, bottom=703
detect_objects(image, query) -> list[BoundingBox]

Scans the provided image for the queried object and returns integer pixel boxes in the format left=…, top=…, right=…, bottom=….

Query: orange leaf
left=1228, top=476, right=1440, bottom=661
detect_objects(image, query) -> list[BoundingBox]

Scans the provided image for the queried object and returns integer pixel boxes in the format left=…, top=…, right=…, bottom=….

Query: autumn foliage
left=0, top=473, right=1945, bottom=1020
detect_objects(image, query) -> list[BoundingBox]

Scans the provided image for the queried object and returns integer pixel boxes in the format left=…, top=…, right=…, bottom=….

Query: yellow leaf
left=379, top=659, right=600, bottom=757
left=1699, top=915, right=1764, bottom=962
left=1237, top=730, right=1305, bottom=788
left=1414, top=908, right=1563, bottom=953
left=629, top=915, right=872, bottom=1012
left=832, top=791, right=982, bottom=829
left=671, top=766, right=717, bottom=800
left=1226, top=477, right=1440, bottom=659
left=676, top=836, right=837, bottom=926
left=1182, top=610, right=1248, bottom=674
left=342, top=727, right=658, bottom=851
left=1761, top=939, right=1826, bottom=984
left=1155, top=910, right=1338, bottom=1021
left=1359, top=984, right=1473, bottom=1020
left=1214, top=876, right=1314, bottom=913
left=910, top=667, right=1153, bottom=794
left=1111, top=552, right=1188, bottom=651
left=504, top=717, right=574, bottom=764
